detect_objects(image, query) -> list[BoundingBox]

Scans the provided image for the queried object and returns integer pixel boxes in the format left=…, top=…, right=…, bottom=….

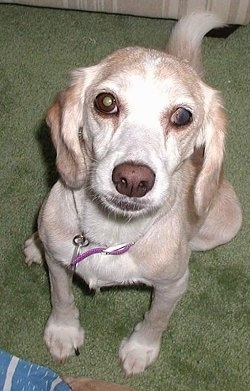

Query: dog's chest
left=74, top=199, right=153, bottom=289
left=75, top=251, right=151, bottom=290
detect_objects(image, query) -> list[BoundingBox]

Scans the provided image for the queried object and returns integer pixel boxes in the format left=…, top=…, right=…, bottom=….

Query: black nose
left=112, top=162, right=155, bottom=198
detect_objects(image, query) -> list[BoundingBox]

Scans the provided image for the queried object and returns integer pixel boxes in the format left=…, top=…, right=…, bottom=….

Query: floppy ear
left=46, top=84, right=89, bottom=188
left=194, top=88, right=226, bottom=216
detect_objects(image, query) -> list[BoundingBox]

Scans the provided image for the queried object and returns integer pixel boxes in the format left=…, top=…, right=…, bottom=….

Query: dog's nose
left=112, top=162, right=155, bottom=198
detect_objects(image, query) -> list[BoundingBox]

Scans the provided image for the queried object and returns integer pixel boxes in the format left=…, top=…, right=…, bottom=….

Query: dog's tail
left=167, top=12, right=224, bottom=75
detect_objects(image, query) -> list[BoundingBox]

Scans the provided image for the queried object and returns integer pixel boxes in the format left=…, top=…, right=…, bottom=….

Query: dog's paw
left=44, top=320, right=84, bottom=362
left=119, top=334, right=161, bottom=375
left=23, top=232, right=43, bottom=266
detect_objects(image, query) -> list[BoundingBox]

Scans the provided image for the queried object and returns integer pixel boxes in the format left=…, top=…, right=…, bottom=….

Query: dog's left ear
left=46, top=82, right=89, bottom=189
left=194, top=86, right=226, bottom=216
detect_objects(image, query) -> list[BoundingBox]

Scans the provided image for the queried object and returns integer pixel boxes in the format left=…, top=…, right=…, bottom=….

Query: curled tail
left=167, top=12, right=224, bottom=75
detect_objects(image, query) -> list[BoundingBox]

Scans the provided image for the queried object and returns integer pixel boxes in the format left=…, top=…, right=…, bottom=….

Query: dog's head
left=46, top=47, right=226, bottom=218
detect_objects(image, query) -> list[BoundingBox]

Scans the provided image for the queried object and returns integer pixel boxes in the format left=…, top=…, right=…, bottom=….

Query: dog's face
left=47, top=47, right=226, bottom=218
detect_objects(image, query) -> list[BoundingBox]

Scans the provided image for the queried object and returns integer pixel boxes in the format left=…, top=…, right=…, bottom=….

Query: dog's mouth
left=101, top=194, right=147, bottom=214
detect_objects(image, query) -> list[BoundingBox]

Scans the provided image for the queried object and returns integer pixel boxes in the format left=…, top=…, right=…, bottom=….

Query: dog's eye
left=94, top=93, right=118, bottom=114
left=170, top=107, right=193, bottom=127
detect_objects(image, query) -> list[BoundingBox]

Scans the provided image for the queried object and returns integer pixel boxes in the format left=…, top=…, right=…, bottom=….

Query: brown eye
left=94, top=92, right=118, bottom=114
left=170, top=107, right=193, bottom=127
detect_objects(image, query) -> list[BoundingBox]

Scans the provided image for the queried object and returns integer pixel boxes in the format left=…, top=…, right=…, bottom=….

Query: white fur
left=24, top=13, right=242, bottom=375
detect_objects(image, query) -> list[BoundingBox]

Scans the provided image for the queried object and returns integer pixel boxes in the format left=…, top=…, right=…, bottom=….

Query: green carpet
left=0, top=4, right=249, bottom=390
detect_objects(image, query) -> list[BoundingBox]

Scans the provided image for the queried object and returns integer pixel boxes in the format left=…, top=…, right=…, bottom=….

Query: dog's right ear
left=46, top=84, right=88, bottom=188
left=194, top=87, right=226, bottom=216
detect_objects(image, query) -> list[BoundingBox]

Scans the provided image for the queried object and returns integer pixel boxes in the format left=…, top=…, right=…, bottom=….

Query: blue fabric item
left=0, top=350, right=70, bottom=391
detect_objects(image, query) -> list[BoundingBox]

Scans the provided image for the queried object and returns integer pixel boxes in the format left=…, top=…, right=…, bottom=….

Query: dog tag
left=72, top=234, right=89, bottom=269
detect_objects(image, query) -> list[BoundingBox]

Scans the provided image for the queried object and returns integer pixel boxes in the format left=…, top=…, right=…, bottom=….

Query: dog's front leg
left=119, top=270, right=189, bottom=375
left=44, top=255, right=84, bottom=362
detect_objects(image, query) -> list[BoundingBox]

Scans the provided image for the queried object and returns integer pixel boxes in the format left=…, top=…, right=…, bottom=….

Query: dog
left=24, top=12, right=242, bottom=376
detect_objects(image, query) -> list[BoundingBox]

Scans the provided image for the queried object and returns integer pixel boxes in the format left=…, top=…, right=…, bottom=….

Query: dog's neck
left=72, top=188, right=164, bottom=248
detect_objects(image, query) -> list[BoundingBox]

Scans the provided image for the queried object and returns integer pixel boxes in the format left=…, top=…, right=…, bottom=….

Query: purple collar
left=71, top=234, right=134, bottom=268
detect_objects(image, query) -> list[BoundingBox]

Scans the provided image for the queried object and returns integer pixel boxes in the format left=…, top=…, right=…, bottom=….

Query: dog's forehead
left=101, top=47, right=197, bottom=79
left=96, top=48, right=200, bottom=110
left=100, top=48, right=199, bottom=93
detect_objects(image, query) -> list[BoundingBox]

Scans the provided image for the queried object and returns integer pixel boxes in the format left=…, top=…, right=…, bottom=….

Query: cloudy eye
left=170, top=107, right=193, bottom=127
left=94, top=92, right=118, bottom=114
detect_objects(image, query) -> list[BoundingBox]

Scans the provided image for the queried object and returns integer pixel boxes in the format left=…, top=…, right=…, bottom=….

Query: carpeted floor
left=0, top=4, right=249, bottom=391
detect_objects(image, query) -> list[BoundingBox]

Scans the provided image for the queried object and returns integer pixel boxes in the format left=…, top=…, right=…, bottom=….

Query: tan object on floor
left=62, top=376, right=137, bottom=391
